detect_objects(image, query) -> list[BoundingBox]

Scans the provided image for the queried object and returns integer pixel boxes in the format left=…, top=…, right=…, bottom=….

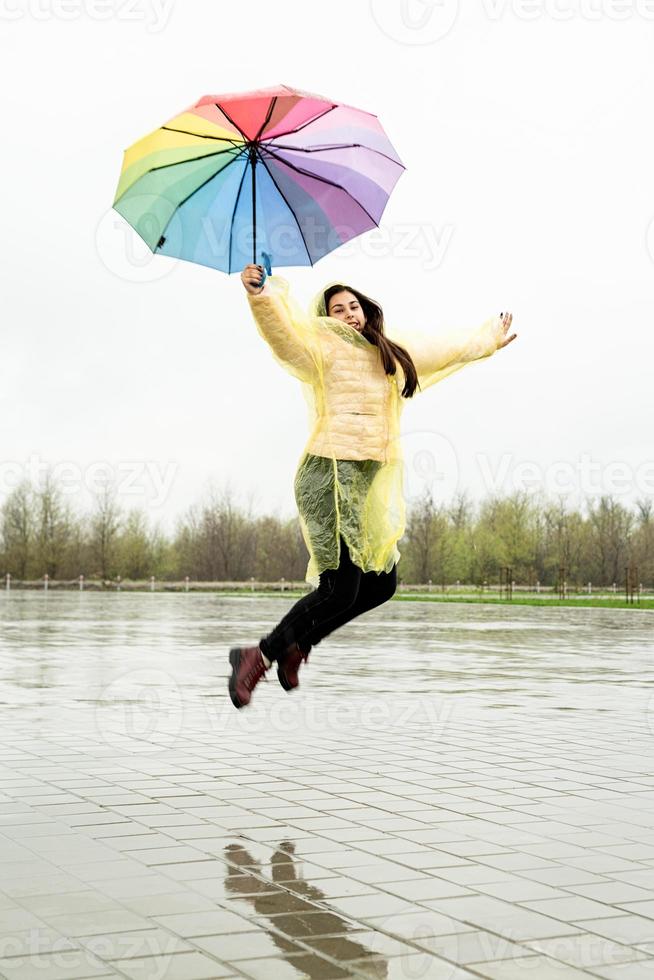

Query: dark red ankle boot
left=228, top=645, right=269, bottom=708
left=277, top=641, right=311, bottom=691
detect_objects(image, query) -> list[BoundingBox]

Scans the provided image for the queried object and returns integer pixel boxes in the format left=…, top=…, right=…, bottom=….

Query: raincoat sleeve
left=389, top=315, right=505, bottom=394
left=246, top=275, right=322, bottom=384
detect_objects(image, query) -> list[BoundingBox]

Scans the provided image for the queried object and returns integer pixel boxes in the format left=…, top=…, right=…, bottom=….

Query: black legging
left=259, top=535, right=397, bottom=662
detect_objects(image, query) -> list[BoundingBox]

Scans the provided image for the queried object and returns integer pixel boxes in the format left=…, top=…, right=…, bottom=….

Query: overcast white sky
left=2, top=1, right=654, bottom=534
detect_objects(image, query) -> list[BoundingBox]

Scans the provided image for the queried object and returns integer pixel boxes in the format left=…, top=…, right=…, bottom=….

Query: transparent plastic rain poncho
left=247, top=275, right=505, bottom=588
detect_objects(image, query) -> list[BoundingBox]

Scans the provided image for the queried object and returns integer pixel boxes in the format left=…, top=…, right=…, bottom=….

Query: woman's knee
left=356, top=565, right=397, bottom=612
left=382, top=564, right=398, bottom=601
left=317, top=567, right=360, bottom=610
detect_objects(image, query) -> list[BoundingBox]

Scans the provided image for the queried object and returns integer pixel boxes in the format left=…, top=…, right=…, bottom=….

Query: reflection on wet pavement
left=221, top=839, right=390, bottom=977
left=0, top=593, right=653, bottom=979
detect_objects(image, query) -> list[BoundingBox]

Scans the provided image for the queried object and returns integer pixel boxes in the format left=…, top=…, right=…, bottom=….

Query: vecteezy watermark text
left=478, top=452, right=654, bottom=499
left=0, top=0, right=175, bottom=32
left=370, top=0, right=654, bottom=47
left=0, top=455, right=178, bottom=508
left=99, top=202, right=454, bottom=282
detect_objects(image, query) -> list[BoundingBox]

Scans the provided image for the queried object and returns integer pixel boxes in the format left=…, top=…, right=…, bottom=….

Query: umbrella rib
left=265, top=141, right=405, bottom=169
left=114, top=146, right=244, bottom=205
left=229, top=158, right=250, bottom=275
left=264, top=104, right=337, bottom=142
left=261, top=145, right=379, bottom=229
left=215, top=103, right=249, bottom=143
left=161, top=126, right=242, bottom=147
left=153, top=147, right=248, bottom=256
left=152, top=147, right=242, bottom=172
left=254, top=147, right=313, bottom=268
left=254, top=96, right=277, bottom=142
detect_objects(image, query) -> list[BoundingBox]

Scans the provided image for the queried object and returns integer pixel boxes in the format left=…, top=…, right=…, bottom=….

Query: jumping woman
left=228, top=264, right=516, bottom=708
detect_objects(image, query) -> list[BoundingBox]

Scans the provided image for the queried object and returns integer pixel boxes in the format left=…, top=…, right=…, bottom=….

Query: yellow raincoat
left=247, top=276, right=505, bottom=587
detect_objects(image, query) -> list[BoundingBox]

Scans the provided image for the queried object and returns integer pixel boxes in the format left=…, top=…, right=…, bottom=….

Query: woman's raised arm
left=388, top=312, right=516, bottom=394
left=242, top=264, right=322, bottom=385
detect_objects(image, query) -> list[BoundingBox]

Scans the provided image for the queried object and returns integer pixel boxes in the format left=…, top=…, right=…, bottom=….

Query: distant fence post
left=281, top=577, right=285, bottom=592
left=250, top=577, right=255, bottom=592
left=184, top=576, right=189, bottom=592
left=625, top=564, right=639, bottom=605
left=79, top=575, right=84, bottom=591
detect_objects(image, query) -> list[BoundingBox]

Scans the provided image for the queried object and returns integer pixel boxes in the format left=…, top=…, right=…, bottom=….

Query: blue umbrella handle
left=259, top=251, right=272, bottom=286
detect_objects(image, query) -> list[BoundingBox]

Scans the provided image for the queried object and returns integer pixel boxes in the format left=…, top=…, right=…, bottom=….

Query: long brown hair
left=323, top=284, right=420, bottom=398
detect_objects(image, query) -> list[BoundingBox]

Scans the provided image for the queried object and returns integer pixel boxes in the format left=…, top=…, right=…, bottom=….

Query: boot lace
left=244, top=656, right=268, bottom=690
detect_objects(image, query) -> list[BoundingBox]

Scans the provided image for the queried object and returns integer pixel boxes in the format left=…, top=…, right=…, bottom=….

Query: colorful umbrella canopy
left=112, top=84, right=405, bottom=273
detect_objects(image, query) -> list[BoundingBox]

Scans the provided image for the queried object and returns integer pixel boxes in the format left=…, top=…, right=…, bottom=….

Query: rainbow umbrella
left=112, top=84, right=405, bottom=273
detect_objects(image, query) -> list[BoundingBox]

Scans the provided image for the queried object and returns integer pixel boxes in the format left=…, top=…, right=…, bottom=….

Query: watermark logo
left=402, top=429, right=460, bottom=505
left=370, top=0, right=460, bottom=44
left=97, top=196, right=183, bottom=283
left=94, top=668, right=184, bottom=752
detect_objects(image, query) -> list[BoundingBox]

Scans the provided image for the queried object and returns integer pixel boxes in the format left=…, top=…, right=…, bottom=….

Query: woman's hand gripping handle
left=241, top=263, right=266, bottom=296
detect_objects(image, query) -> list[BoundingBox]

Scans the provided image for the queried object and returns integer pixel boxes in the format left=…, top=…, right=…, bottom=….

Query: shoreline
left=1, top=583, right=651, bottom=610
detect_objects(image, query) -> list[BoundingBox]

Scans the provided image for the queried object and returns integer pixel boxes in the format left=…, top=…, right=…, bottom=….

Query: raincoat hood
left=308, top=280, right=375, bottom=348
left=310, top=280, right=355, bottom=318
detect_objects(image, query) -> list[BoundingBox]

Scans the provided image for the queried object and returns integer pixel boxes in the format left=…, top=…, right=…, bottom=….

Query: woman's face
left=326, top=290, right=365, bottom=332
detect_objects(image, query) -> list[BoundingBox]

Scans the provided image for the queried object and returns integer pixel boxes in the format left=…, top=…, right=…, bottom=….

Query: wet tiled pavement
left=1, top=593, right=654, bottom=978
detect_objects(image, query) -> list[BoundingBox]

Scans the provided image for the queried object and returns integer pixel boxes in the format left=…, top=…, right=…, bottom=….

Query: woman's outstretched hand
left=497, top=311, right=517, bottom=350
left=241, top=264, right=265, bottom=295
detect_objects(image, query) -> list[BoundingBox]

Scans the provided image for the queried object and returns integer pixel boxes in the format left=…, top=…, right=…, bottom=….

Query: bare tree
left=117, top=508, right=154, bottom=580
left=632, top=497, right=654, bottom=585
left=587, top=495, right=634, bottom=586
left=448, top=490, right=473, bottom=530
left=89, top=481, right=122, bottom=580
left=252, top=513, right=309, bottom=581
left=33, top=469, right=74, bottom=579
left=175, top=481, right=256, bottom=580
left=404, top=489, right=441, bottom=582
left=1, top=480, right=34, bottom=579
left=636, top=497, right=653, bottom=525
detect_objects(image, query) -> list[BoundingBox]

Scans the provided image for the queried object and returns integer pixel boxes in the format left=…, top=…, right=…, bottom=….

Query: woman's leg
left=304, top=560, right=398, bottom=648
left=259, top=536, right=363, bottom=663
